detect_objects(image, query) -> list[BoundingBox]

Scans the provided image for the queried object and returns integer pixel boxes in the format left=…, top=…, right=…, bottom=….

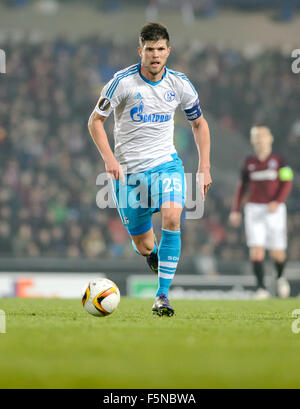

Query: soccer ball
left=81, top=278, right=120, bottom=317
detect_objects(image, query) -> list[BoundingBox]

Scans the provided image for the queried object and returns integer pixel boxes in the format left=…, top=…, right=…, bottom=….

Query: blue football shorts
left=111, top=153, right=185, bottom=236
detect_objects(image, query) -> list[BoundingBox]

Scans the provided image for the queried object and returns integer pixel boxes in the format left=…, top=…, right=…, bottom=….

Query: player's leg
left=131, top=227, right=159, bottom=273
left=152, top=202, right=183, bottom=316
left=244, top=203, right=270, bottom=299
left=269, top=249, right=290, bottom=298
left=111, top=176, right=159, bottom=272
left=124, top=170, right=160, bottom=272
left=249, top=246, right=270, bottom=299
left=269, top=249, right=286, bottom=278
left=267, top=203, right=290, bottom=298
left=150, top=154, right=185, bottom=316
left=158, top=201, right=182, bottom=296
left=131, top=227, right=155, bottom=255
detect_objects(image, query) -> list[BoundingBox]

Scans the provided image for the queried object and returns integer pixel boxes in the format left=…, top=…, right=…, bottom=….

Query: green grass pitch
left=1, top=297, right=300, bottom=389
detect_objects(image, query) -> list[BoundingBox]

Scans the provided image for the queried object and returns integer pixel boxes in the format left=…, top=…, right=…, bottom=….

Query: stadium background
left=0, top=0, right=300, bottom=298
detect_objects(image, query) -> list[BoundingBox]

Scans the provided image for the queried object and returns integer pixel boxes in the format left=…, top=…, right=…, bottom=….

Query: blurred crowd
left=4, top=0, right=299, bottom=22
left=0, top=37, right=299, bottom=264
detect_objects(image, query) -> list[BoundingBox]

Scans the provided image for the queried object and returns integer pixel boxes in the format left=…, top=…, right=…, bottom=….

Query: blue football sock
left=131, top=240, right=141, bottom=255
left=156, top=229, right=181, bottom=297
left=131, top=238, right=157, bottom=256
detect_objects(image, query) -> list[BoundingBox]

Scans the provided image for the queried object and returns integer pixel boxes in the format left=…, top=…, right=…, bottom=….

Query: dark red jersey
left=232, top=153, right=292, bottom=211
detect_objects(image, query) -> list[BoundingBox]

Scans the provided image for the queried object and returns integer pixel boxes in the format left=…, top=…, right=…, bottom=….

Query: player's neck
left=140, top=64, right=165, bottom=83
left=256, top=150, right=272, bottom=161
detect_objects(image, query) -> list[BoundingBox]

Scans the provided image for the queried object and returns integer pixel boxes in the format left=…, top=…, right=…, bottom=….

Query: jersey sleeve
left=275, top=156, right=293, bottom=203
left=94, top=76, right=125, bottom=117
left=180, top=77, right=202, bottom=121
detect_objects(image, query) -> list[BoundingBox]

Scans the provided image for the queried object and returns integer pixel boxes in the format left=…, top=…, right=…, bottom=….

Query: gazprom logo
left=130, top=101, right=171, bottom=123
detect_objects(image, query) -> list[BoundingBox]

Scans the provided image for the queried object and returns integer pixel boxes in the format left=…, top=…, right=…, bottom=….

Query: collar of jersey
left=138, top=63, right=167, bottom=86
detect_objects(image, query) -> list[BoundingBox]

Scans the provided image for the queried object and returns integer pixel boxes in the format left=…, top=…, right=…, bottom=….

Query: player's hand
left=229, top=211, right=241, bottom=227
left=197, top=168, right=212, bottom=200
left=268, top=201, right=279, bottom=212
left=105, top=158, right=125, bottom=185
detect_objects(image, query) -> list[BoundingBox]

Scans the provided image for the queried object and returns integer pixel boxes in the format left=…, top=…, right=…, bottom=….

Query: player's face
left=138, top=39, right=171, bottom=77
left=250, top=127, right=273, bottom=154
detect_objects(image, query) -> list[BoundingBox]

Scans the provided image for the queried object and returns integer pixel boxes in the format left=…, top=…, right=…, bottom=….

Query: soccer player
left=229, top=126, right=293, bottom=299
left=88, top=23, right=212, bottom=316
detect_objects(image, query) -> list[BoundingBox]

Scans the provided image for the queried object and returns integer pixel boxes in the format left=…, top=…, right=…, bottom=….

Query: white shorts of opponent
left=244, top=203, right=287, bottom=250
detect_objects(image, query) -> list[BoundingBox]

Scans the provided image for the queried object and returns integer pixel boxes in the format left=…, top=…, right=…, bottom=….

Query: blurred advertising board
left=127, top=274, right=300, bottom=299
left=1, top=271, right=300, bottom=299
left=0, top=273, right=104, bottom=298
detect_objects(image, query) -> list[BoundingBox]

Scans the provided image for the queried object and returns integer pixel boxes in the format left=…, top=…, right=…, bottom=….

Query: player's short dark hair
left=139, top=23, right=170, bottom=47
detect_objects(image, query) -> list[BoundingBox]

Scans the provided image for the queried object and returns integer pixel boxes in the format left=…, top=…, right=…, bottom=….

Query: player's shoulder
left=166, top=67, right=190, bottom=83
left=112, top=64, right=139, bottom=79
left=166, top=67, right=197, bottom=95
left=246, top=153, right=286, bottom=166
left=242, top=155, right=259, bottom=171
left=105, top=64, right=139, bottom=98
left=269, top=152, right=284, bottom=162
left=269, top=153, right=289, bottom=168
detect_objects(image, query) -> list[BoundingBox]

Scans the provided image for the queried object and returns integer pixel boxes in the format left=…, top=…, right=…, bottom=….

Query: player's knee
left=250, top=247, right=265, bottom=262
left=162, top=214, right=181, bottom=231
left=270, top=250, right=286, bottom=263
left=250, top=256, right=264, bottom=263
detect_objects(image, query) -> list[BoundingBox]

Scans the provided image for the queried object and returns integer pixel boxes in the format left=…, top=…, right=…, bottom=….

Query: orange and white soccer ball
left=81, top=278, right=120, bottom=317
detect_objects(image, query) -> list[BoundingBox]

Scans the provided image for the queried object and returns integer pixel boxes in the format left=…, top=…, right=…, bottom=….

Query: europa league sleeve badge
left=98, top=98, right=111, bottom=112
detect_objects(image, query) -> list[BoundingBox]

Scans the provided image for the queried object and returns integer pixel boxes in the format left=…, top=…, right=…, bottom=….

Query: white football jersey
left=94, top=63, right=201, bottom=173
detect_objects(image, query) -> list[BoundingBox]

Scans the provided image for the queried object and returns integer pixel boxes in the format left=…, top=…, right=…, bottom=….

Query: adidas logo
left=134, top=93, right=143, bottom=99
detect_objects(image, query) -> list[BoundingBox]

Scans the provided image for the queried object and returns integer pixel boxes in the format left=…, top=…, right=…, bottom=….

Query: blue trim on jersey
left=106, top=64, right=138, bottom=97
left=167, top=68, right=197, bottom=95
left=138, top=63, right=166, bottom=86
left=107, top=67, right=139, bottom=98
left=106, top=65, right=139, bottom=98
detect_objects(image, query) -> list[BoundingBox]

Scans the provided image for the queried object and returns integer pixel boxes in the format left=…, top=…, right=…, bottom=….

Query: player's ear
left=138, top=47, right=142, bottom=58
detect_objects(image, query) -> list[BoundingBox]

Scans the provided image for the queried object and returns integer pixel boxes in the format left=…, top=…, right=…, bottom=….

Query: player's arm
left=229, top=164, right=249, bottom=227
left=88, top=78, right=125, bottom=183
left=190, top=114, right=212, bottom=199
left=269, top=163, right=293, bottom=212
left=180, top=78, right=211, bottom=198
left=88, top=111, right=125, bottom=184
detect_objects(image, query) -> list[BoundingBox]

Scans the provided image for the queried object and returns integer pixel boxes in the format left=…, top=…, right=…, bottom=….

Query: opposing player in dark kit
left=229, top=126, right=293, bottom=299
